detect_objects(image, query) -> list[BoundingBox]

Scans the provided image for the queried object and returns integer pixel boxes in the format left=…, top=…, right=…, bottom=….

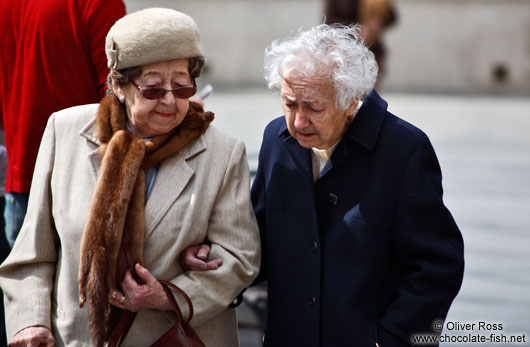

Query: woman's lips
left=155, top=111, right=172, bottom=118
left=297, top=132, right=315, bottom=139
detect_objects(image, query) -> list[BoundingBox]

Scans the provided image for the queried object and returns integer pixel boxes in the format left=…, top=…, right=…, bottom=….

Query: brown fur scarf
left=78, top=94, right=214, bottom=347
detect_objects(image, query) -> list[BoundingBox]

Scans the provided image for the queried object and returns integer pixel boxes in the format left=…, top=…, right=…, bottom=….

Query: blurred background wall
left=124, top=0, right=321, bottom=88
left=124, top=0, right=530, bottom=95
left=384, top=0, right=530, bottom=95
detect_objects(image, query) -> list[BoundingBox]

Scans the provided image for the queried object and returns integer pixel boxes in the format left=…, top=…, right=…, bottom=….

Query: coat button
left=308, top=297, right=316, bottom=309
left=311, top=241, right=318, bottom=254
left=328, top=193, right=338, bottom=205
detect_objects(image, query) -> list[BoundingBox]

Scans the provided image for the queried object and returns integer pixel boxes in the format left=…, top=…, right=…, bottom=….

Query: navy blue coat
left=251, top=91, right=464, bottom=347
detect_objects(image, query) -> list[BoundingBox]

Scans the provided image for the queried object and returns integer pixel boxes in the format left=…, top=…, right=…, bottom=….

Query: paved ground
left=204, top=88, right=530, bottom=347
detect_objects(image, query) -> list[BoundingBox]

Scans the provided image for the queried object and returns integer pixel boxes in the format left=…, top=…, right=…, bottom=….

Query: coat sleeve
left=171, top=141, right=261, bottom=327
left=250, top=131, right=268, bottom=285
left=378, top=136, right=465, bottom=345
left=0, top=114, right=59, bottom=339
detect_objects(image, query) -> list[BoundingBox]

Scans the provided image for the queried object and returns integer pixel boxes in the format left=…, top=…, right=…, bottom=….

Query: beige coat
left=0, top=103, right=261, bottom=346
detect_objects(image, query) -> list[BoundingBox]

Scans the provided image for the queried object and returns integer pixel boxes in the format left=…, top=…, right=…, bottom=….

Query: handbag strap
left=108, top=280, right=193, bottom=347
left=158, top=279, right=194, bottom=326
left=108, top=310, right=137, bottom=347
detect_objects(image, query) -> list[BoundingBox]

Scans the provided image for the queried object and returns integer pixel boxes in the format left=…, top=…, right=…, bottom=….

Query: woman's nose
left=160, top=92, right=174, bottom=104
left=159, top=87, right=176, bottom=104
left=294, top=108, right=310, bottom=129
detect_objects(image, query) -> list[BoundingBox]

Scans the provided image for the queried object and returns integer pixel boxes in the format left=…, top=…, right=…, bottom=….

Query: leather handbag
left=150, top=280, right=205, bottom=347
left=108, top=280, right=205, bottom=347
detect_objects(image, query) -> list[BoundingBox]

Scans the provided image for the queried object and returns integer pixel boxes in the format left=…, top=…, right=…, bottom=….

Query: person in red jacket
left=0, top=0, right=126, bottom=248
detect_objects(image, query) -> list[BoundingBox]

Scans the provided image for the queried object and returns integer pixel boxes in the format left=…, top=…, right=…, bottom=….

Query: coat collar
left=277, top=90, right=388, bottom=182
left=79, top=114, right=207, bottom=238
left=344, top=89, right=387, bottom=150
left=79, top=117, right=101, bottom=146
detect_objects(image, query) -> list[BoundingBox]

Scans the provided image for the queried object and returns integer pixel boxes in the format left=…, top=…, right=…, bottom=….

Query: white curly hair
left=264, top=24, right=378, bottom=110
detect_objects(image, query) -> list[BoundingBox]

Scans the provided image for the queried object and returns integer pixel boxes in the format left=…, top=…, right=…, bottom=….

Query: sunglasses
left=131, top=80, right=197, bottom=100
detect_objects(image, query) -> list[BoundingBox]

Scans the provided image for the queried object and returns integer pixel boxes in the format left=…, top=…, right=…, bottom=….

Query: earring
left=346, top=115, right=353, bottom=121
left=119, top=95, right=125, bottom=103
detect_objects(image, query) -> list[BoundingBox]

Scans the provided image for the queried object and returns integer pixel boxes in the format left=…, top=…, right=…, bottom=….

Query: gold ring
left=119, top=295, right=126, bottom=304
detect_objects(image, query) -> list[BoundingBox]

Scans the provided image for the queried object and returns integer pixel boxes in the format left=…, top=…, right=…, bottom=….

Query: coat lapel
left=86, top=149, right=101, bottom=182
left=143, top=135, right=206, bottom=239
left=278, top=121, right=314, bottom=193
left=79, top=117, right=102, bottom=182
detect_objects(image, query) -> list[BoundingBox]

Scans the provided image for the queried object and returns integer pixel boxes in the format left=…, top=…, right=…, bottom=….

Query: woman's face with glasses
left=114, top=58, right=194, bottom=138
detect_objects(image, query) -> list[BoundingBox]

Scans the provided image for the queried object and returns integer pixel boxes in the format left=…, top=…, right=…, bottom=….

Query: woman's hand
left=180, top=243, right=222, bottom=271
left=9, top=326, right=55, bottom=347
left=110, top=263, right=172, bottom=312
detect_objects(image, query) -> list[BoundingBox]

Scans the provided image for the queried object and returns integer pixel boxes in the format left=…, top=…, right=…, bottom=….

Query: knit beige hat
left=105, top=8, right=201, bottom=70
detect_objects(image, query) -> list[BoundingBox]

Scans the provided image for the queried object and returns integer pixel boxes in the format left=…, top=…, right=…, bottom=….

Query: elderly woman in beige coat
left=0, top=8, right=260, bottom=347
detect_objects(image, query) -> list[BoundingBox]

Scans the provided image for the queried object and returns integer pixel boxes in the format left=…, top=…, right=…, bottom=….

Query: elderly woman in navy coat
left=184, top=24, right=464, bottom=346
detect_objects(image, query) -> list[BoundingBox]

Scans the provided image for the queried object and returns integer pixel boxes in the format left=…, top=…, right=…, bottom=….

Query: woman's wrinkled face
left=113, top=58, right=192, bottom=138
left=281, top=70, right=356, bottom=149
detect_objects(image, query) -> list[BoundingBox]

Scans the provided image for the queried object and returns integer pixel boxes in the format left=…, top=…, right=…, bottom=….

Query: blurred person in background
left=0, top=8, right=260, bottom=347
left=325, top=0, right=397, bottom=82
left=0, top=0, right=126, bottom=248
left=358, top=0, right=397, bottom=80
left=0, top=130, right=7, bottom=346
left=324, top=0, right=360, bottom=25
left=183, top=24, right=464, bottom=346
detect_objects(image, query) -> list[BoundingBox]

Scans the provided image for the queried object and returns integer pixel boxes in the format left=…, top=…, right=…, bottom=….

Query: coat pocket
left=342, top=209, right=390, bottom=261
